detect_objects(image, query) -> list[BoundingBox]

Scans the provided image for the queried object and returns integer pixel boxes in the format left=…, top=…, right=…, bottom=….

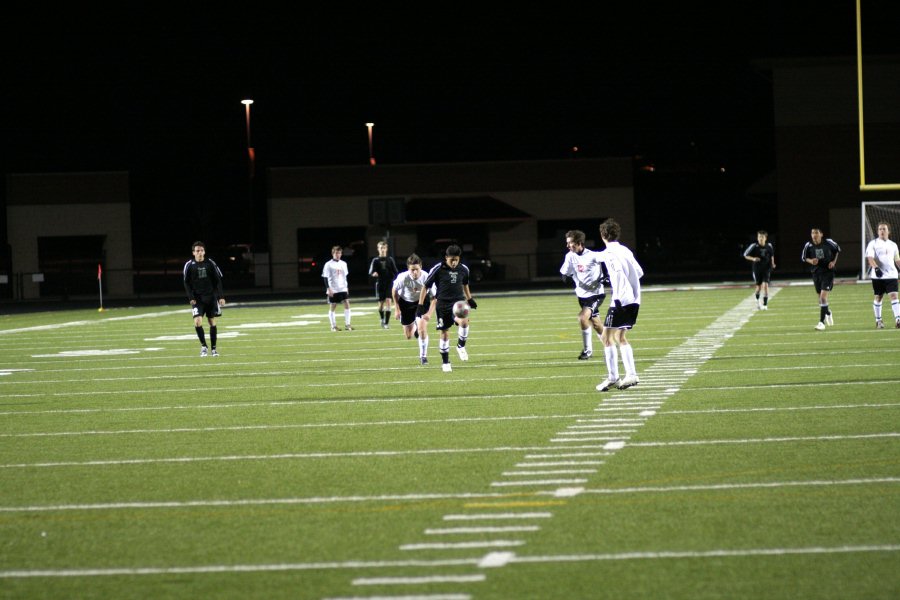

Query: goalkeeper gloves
left=415, top=304, right=426, bottom=317
left=467, top=298, right=477, bottom=309
left=875, top=267, right=883, bottom=278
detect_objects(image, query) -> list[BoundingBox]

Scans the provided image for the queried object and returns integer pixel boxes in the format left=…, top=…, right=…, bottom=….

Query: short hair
left=407, top=253, right=422, bottom=266
left=566, top=230, right=586, bottom=245
left=757, top=230, right=768, bottom=236
left=598, top=218, right=620, bottom=242
left=331, top=245, right=343, bottom=253
left=878, top=221, right=891, bottom=231
left=811, top=228, right=823, bottom=234
left=377, top=240, right=388, bottom=248
left=192, top=241, right=205, bottom=250
left=445, top=244, right=462, bottom=257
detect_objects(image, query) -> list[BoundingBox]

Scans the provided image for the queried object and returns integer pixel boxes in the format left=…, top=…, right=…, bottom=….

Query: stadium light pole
left=366, top=122, right=376, bottom=166
left=242, top=99, right=255, bottom=245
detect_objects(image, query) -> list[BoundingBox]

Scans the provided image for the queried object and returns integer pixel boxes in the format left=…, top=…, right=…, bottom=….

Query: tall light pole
left=366, top=122, right=376, bottom=166
left=241, top=99, right=255, bottom=245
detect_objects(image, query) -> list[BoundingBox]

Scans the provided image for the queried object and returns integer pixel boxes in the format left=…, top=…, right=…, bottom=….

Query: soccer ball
left=452, top=300, right=470, bottom=319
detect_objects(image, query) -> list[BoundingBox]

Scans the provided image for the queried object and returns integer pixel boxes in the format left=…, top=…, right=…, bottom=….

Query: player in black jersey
left=368, top=240, right=399, bottom=329
left=183, top=241, right=226, bottom=357
left=417, top=244, right=477, bottom=372
left=743, top=230, right=776, bottom=310
left=801, top=228, right=840, bottom=330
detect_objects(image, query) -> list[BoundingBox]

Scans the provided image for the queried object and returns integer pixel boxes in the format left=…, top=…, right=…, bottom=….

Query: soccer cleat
left=420, top=356, right=429, bottom=366
left=578, top=349, right=592, bottom=360
left=596, top=379, right=620, bottom=392
left=825, top=313, right=834, bottom=326
left=814, top=322, right=826, bottom=331
left=761, top=305, right=768, bottom=311
left=442, top=363, right=452, bottom=372
left=331, top=326, right=340, bottom=332
left=211, top=349, right=219, bottom=357
left=456, top=346, right=469, bottom=361
left=200, top=346, right=208, bottom=357
left=345, top=324, right=354, bottom=331
left=876, top=319, right=884, bottom=329
left=382, top=323, right=389, bottom=329
left=896, top=317, right=900, bottom=329
left=617, top=374, right=639, bottom=389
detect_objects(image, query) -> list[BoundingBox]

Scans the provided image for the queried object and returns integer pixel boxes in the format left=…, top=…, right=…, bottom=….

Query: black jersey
left=368, top=255, right=399, bottom=280
left=801, top=238, right=841, bottom=274
left=424, top=261, right=470, bottom=304
left=183, top=259, right=225, bottom=301
left=744, top=242, right=774, bottom=265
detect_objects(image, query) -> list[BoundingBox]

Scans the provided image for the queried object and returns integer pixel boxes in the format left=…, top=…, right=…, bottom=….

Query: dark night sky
left=2, top=4, right=897, bottom=248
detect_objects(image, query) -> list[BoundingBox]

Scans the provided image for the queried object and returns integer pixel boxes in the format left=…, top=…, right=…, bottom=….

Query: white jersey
left=560, top=248, right=605, bottom=299
left=322, top=259, right=349, bottom=293
left=595, top=241, right=643, bottom=306
left=865, top=237, right=900, bottom=279
left=392, top=270, right=429, bottom=303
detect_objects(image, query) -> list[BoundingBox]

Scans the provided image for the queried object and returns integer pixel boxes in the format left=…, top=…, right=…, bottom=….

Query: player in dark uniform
left=417, top=244, right=477, bottom=372
left=801, top=228, right=840, bottom=330
left=183, top=241, right=226, bottom=356
left=368, top=240, right=399, bottom=329
left=743, top=230, right=776, bottom=310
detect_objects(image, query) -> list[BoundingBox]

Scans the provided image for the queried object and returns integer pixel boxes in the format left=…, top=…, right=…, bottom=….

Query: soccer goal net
left=861, top=201, right=900, bottom=278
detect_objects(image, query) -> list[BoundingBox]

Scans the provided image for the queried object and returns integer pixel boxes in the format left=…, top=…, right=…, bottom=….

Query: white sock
left=604, top=345, right=619, bottom=381
left=344, top=308, right=352, bottom=326
left=892, top=299, right=900, bottom=319
left=874, top=301, right=882, bottom=320
left=439, top=338, right=450, bottom=353
left=582, top=328, right=592, bottom=352
left=620, top=344, right=636, bottom=377
left=419, top=336, right=428, bottom=357
left=328, top=311, right=336, bottom=328
left=458, top=325, right=469, bottom=344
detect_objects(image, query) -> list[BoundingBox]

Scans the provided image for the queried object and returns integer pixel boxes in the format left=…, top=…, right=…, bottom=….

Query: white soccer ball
left=452, top=300, right=470, bottom=319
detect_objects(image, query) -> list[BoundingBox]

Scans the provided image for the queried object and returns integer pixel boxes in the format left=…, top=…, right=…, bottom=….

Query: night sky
left=2, top=4, right=897, bottom=251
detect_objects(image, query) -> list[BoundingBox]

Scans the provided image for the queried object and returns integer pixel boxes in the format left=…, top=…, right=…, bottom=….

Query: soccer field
left=1, top=282, right=899, bottom=599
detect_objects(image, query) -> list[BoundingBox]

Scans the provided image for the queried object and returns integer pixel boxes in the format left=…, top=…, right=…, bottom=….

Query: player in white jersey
left=392, top=254, right=435, bottom=364
left=593, top=219, right=644, bottom=392
left=322, top=245, right=353, bottom=331
left=865, top=221, right=900, bottom=329
left=560, top=229, right=606, bottom=360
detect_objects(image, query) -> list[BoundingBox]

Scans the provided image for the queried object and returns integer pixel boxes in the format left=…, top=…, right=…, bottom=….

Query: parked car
left=222, top=243, right=253, bottom=274
left=417, top=238, right=496, bottom=283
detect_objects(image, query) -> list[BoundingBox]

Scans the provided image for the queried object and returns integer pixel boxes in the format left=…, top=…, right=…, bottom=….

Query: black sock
left=755, top=293, right=760, bottom=301
left=457, top=337, right=467, bottom=348
left=210, top=325, right=217, bottom=349
left=763, top=297, right=768, bottom=306
left=820, top=305, right=828, bottom=322
left=195, top=326, right=207, bottom=347
left=440, top=351, right=449, bottom=364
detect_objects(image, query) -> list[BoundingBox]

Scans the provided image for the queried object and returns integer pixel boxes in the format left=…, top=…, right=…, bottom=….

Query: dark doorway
left=297, top=226, right=367, bottom=286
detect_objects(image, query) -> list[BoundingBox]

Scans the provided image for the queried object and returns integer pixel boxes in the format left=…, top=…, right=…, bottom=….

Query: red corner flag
left=98, top=263, right=102, bottom=280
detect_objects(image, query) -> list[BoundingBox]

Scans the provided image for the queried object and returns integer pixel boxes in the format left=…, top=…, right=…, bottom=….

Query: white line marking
left=626, top=432, right=900, bottom=448
left=501, top=470, right=597, bottom=476
left=424, top=526, right=539, bottom=535
left=3, top=545, right=895, bottom=579
left=443, top=513, right=552, bottom=521
left=515, top=461, right=605, bottom=467
left=329, top=595, right=470, bottom=600
left=573, top=477, right=900, bottom=496
left=510, top=544, right=900, bottom=565
left=552, top=487, right=584, bottom=497
left=400, top=541, right=524, bottom=550
left=352, top=574, right=485, bottom=585
left=490, top=479, right=587, bottom=487
left=478, top=552, right=515, bottom=568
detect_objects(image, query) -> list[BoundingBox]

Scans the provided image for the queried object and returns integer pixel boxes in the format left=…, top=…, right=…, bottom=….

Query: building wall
left=6, top=172, right=133, bottom=298
left=267, top=159, right=634, bottom=290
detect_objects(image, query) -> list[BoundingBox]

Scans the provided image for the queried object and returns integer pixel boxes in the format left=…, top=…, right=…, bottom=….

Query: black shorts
left=577, top=294, right=606, bottom=319
left=374, top=280, right=391, bottom=301
left=812, top=272, right=834, bottom=293
left=327, top=291, right=349, bottom=304
left=192, top=297, right=221, bottom=320
left=604, top=302, right=639, bottom=330
left=752, top=265, right=772, bottom=284
left=397, top=298, right=419, bottom=326
left=872, top=278, right=899, bottom=296
left=435, top=301, right=461, bottom=331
